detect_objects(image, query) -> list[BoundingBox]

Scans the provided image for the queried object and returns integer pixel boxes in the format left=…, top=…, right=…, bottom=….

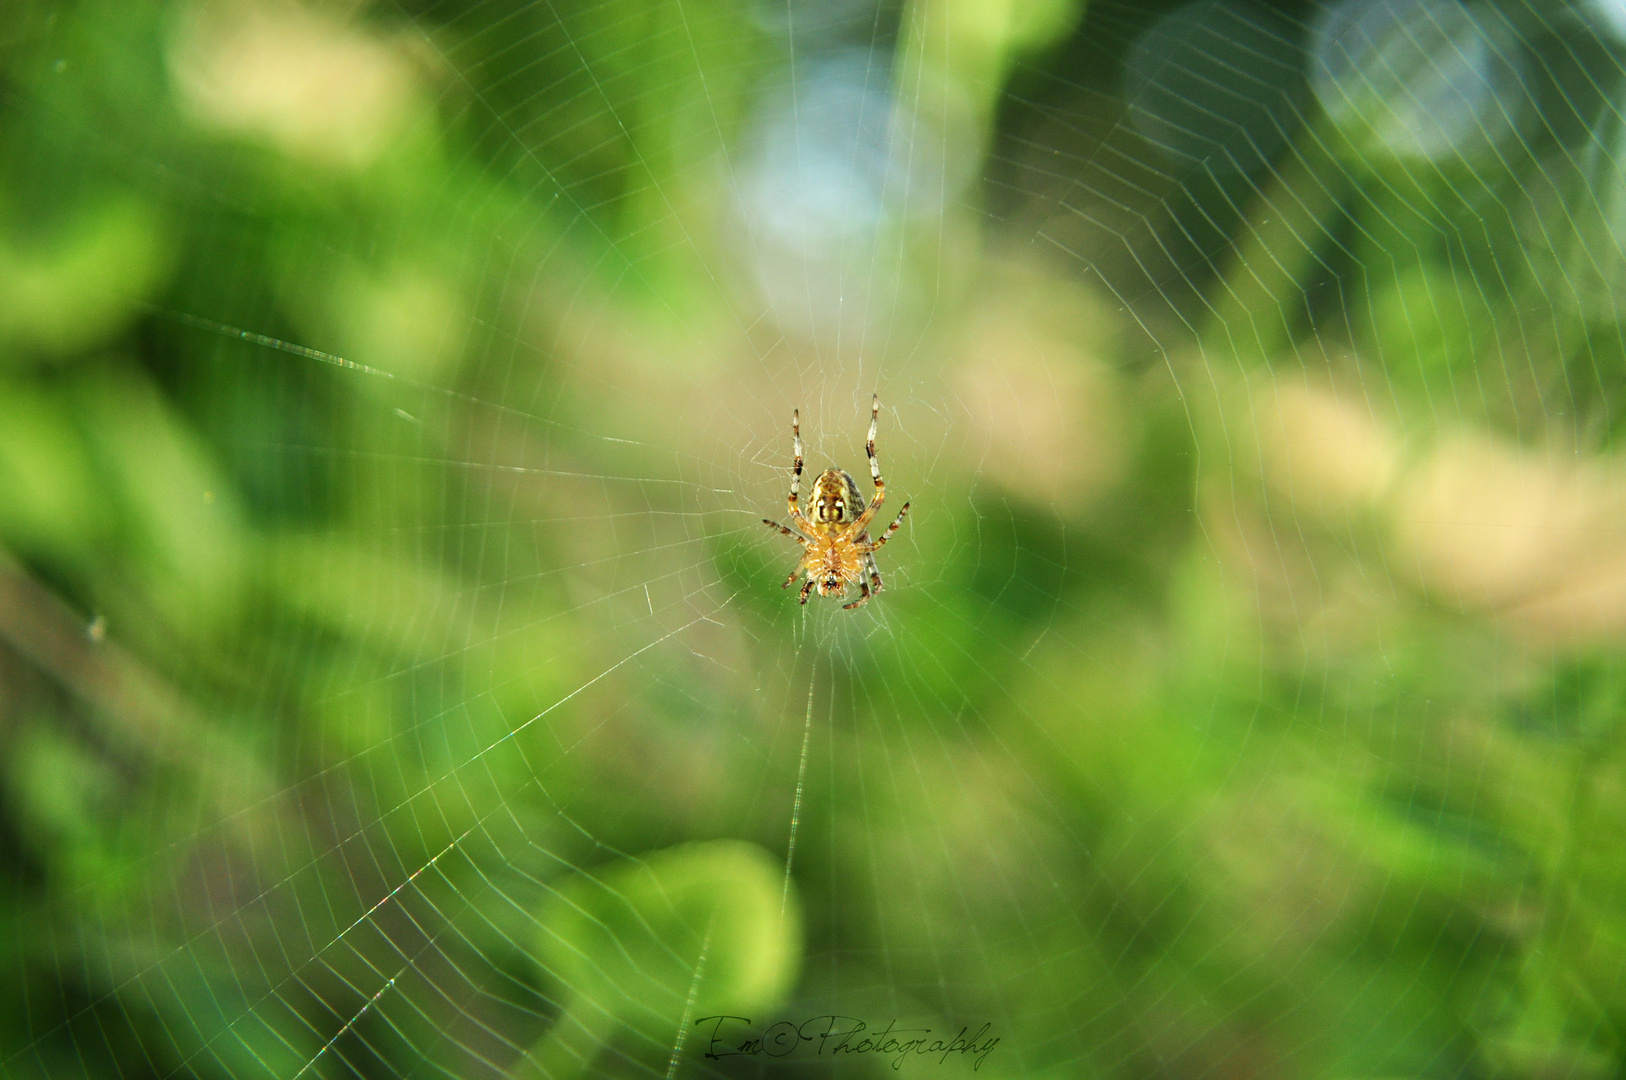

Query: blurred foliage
left=5, top=0, right=1626, bottom=1079
left=517, top=841, right=800, bottom=1079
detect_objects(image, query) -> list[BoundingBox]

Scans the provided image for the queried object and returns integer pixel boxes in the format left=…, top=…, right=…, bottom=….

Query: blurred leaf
left=0, top=196, right=168, bottom=362
left=0, top=379, right=106, bottom=556
left=3, top=721, right=119, bottom=877
left=518, top=840, right=801, bottom=1078
left=1364, top=264, right=1487, bottom=397
left=76, top=367, right=246, bottom=629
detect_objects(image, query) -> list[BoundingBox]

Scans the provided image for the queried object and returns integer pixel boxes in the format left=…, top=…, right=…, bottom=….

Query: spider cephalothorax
left=762, top=395, right=911, bottom=610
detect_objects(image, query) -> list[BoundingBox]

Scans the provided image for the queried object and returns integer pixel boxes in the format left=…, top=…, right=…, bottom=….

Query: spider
left=762, top=394, right=911, bottom=610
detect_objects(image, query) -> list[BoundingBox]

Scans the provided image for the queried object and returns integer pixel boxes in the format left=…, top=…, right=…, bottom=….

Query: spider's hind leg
left=765, top=519, right=808, bottom=544
left=865, top=553, right=883, bottom=594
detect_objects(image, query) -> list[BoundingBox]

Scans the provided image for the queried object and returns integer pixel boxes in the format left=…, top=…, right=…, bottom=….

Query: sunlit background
left=4, top=0, right=1626, bottom=1076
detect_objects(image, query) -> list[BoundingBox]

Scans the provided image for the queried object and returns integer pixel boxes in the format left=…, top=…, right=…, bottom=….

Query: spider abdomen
left=811, top=468, right=865, bottom=528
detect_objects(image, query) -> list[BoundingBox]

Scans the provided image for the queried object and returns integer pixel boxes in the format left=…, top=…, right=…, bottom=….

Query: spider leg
left=782, top=565, right=802, bottom=589
left=842, top=577, right=873, bottom=611
left=858, top=501, right=910, bottom=552
left=866, top=393, right=881, bottom=487
left=843, top=394, right=888, bottom=537
left=786, top=408, right=814, bottom=533
left=763, top=518, right=809, bottom=544
left=798, top=577, right=815, bottom=604
left=865, top=553, right=883, bottom=594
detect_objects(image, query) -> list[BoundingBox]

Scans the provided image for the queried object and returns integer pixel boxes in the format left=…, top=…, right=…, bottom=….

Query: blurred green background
left=5, top=0, right=1626, bottom=1076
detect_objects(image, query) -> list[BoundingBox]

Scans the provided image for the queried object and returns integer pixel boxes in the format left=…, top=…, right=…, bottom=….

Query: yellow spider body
left=800, top=469, right=872, bottom=598
left=762, top=396, right=911, bottom=610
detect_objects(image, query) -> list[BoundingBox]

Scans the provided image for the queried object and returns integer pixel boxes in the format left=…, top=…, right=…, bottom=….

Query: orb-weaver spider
left=762, top=395, right=911, bottom=610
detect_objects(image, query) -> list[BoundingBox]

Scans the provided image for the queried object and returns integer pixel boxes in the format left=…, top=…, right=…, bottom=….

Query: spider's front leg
left=786, top=408, right=814, bottom=533
left=798, top=577, right=815, bottom=604
left=841, top=577, right=873, bottom=611
left=845, top=394, right=888, bottom=537
left=860, top=501, right=911, bottom=553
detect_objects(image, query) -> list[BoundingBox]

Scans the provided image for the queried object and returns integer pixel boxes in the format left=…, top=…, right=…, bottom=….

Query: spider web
left=2, top=0, right=1624, bottom=1077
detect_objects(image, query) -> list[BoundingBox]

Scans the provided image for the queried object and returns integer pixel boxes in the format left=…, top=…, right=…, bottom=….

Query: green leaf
left=517, top=839, right=801, bottom=1078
